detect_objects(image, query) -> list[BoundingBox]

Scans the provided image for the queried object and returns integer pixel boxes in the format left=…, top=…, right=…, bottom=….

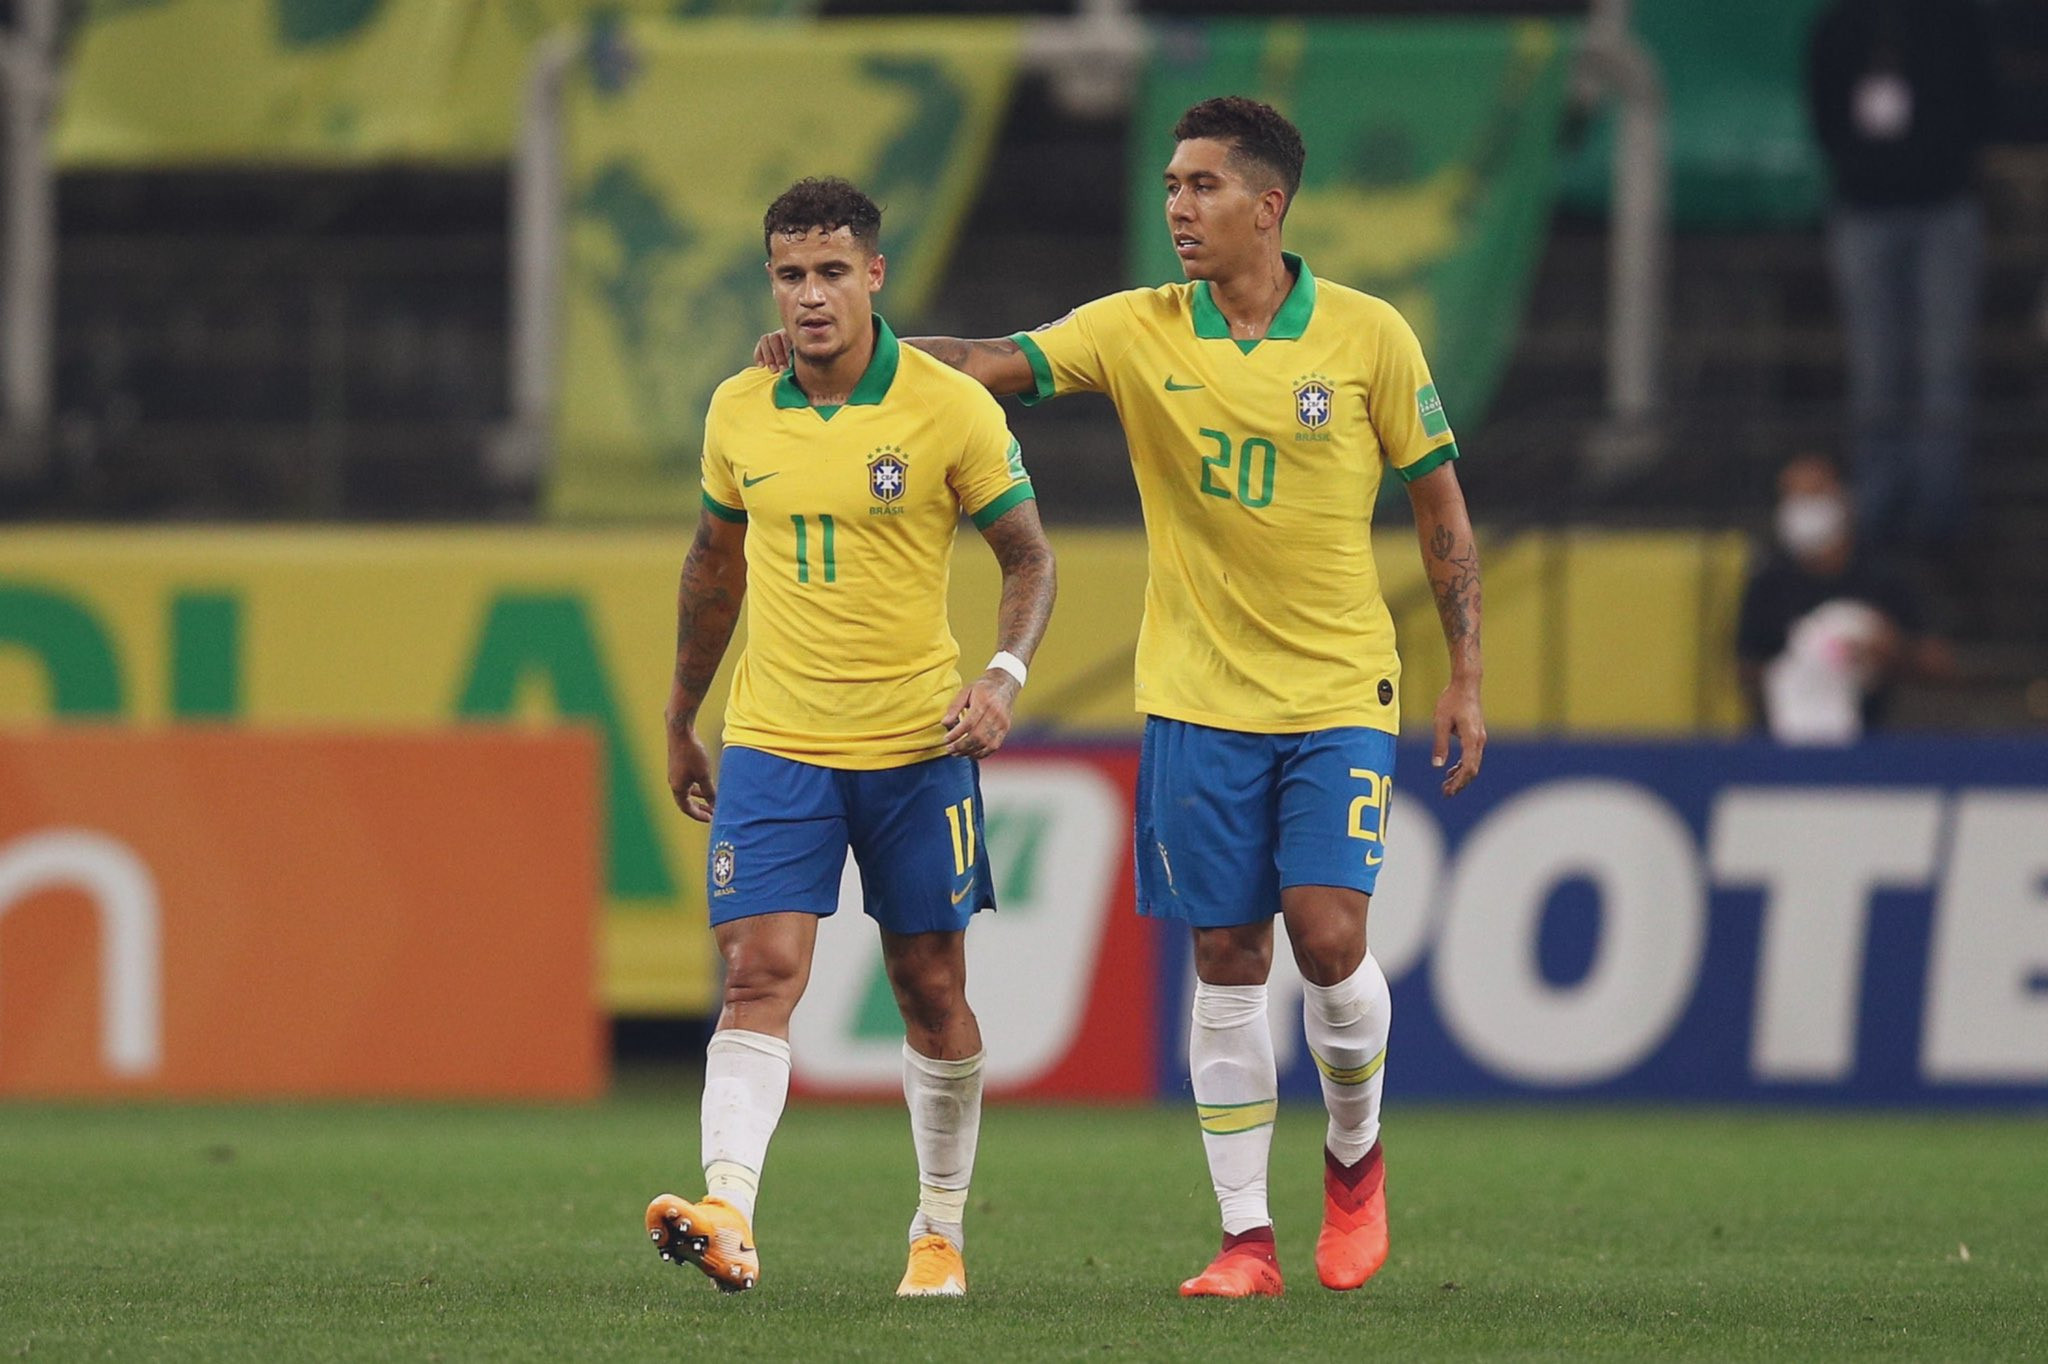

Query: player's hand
left=753, top=330, right=791, bottom=370
left=943, top=673, right=1019, bottom=759
left=1432, top=676, right=1485, bottom=797
left=665, top=716, right=717, bottom=822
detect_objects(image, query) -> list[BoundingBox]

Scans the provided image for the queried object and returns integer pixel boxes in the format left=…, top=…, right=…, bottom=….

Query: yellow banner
left=52, top=0, right=818, bottom=167
left=551, top=18, right=1021, bottom=520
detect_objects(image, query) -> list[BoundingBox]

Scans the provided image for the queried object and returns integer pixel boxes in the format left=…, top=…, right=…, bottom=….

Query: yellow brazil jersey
left=1012, top=253, right=1456, bottom=736
left=701, top=316, right=1035, bottom=769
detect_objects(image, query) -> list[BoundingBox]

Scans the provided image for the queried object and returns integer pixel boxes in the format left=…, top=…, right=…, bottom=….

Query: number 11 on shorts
left=944, top=797, right=977, bottom=876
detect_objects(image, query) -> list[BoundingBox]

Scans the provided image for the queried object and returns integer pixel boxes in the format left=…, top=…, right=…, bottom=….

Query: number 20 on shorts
left=1347, top=767, right=1391, bottom=856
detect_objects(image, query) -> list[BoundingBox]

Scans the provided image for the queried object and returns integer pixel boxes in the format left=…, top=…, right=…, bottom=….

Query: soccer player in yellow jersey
left=644, top=178, right=1056, bottom=1299
left=764, top=97, right=1486, bottom=1297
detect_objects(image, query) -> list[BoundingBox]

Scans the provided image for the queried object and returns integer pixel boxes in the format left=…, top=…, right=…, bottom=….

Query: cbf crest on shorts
left=1294, top=374, right=1333, bottom=434
left=710, top=840, right=737, bottom=895
left=867, top=445, right=907, bottom=503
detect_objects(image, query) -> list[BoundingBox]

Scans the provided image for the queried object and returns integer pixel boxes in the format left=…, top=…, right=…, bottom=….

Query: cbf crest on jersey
left=1294, top=374, right=1334, bottom=441
left=867, top=445, right=908, bottom=503
left=710, top=840, right=737, bottom=895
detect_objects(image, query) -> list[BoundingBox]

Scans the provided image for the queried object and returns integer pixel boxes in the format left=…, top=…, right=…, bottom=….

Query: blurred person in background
left=1806, top=0, right=1996, bottom=563
left=1737, top=452, right=1953, bottom=743
left=647, top=176, right=1056, bottom=1299
left=764, top=96, right=1487, bottom=1300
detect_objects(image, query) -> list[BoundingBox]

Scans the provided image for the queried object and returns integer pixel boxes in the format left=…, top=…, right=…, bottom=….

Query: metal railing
left=0, top=0, right=58, bottom=480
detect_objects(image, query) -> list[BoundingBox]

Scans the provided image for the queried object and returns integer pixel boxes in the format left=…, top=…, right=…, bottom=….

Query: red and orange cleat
left=1179, top=1226, right=1284, bottom=1298
left=1316, top=1142, right=1389, bottom=1290
left=645, top=1193, right=760, bottom=1293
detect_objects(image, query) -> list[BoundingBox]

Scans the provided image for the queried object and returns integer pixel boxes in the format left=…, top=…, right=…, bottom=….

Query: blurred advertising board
left=0, top=730, right=602, bottom=1099
left=790, top=740, right=2048, bottom=1106
left=0, top=526, right=1758, bottom=1022
left=0, top=529, right=716, bottom=1014
left=791, top=747, right=1153, bottom=1101
left=1156, top=739, right=2048, bottom=1105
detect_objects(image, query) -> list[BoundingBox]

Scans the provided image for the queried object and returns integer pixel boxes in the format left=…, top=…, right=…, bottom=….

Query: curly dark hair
left=762, top=176, right=883, bottom=254
left=1172, top=96, right=1306, bottom=209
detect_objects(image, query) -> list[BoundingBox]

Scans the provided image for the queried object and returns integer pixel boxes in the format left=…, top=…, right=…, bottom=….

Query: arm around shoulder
left=905, top=334, right=1039, bottom=397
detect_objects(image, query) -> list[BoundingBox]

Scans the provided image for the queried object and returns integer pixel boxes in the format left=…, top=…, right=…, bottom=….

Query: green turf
left=3, top=1079, right=2043, bottom=1361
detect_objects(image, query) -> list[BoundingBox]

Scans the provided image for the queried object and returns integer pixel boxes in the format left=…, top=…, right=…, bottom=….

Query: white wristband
left=986, top=650, right=1028, bottom=688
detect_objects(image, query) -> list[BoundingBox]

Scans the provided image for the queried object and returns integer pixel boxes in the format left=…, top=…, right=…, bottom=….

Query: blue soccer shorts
left=705, top=745, right=994, bottom=935
left=1134, top=716, right=1398, bottom=928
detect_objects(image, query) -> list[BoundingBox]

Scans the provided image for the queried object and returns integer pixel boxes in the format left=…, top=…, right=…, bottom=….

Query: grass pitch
left=3, top=1079, right=2043, bottom=1362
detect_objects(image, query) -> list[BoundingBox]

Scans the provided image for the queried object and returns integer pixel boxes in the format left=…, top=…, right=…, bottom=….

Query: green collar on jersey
left=773, top=313, right=901, bottom=416
left=1190, top=252, right=1316, bottom=349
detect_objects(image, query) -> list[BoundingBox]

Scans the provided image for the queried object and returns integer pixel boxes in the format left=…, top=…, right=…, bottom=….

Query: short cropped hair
left=762, top=176, right=883, bottom=255
left=1172, top=96, right=1306, bottom=209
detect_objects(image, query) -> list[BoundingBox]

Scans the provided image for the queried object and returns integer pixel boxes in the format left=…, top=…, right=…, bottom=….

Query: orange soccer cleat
left=645, top=1193, right=760, bottom=1292
left=895, top=1233, right=968, bottom=1297
left=1316, top=1142, right=1389, bottom=1291
left=1179, top=1226, right=1284, bottom=1298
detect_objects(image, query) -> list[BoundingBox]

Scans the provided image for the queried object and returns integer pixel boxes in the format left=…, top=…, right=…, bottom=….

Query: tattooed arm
left=903, top=336, right=1037, bottom=397
left=752, top=328, right=1036, bottom=397
left=664, top=511, right=748, bottom=822
left=944, top=499, right=1057, bottom=759
left=1406, top=463, right=1486, bottom=795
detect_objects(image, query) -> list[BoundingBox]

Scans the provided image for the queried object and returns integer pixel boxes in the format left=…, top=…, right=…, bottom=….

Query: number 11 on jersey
left=791, top=514, right=836, bottom=584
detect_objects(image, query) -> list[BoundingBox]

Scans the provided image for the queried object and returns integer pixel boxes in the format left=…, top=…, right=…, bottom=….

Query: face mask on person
left=1776, top=493, right=1849, bottom=558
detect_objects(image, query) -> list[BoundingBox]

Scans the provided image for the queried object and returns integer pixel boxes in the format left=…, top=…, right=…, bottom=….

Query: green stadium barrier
left=1558, top=0, right=1831, bottom=228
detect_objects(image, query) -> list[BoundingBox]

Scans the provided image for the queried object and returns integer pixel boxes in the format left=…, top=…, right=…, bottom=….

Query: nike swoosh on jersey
left=950, top=877, right=977, bottom=905
left=1364, top=851, right=1384, bottom=867
left=1163, top=376, right=1205, bottom=392
left=742, top=471, right=780, bottom=487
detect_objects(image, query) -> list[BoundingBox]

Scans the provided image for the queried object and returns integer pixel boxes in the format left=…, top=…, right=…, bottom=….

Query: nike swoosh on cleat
left=742, top=471, right=780, bottom=486
left=1163, top=376, right=1205, bottom=392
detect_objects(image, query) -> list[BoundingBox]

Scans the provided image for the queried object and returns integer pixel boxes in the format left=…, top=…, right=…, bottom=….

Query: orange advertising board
left=0, top=730, right=602, bottom=1098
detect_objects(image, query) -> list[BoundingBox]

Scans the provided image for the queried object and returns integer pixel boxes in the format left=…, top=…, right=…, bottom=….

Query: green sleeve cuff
left=970, top=481, right=1036, bottom=529
left=1009, top=332, right=1057, bottom=408
left=1396, top=441, right=1459, bottom=484
left=701, top=490, right=747, bottom=523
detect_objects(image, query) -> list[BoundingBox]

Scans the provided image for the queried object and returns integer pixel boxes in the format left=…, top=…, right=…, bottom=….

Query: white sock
left=699, top=1028, right=791, bottom=1224
left=1302, top=953, right=1391, bottom=1166
left=1190, top=980, right=1277, bottom=1235
left=903, top=1045, right=984, bottom=1249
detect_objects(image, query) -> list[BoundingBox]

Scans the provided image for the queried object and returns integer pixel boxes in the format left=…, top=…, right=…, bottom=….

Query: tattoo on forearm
left=914, top=337, right=973, bottom=370
left=672, top=521, right=746, bottom=721
left=1426, top=520, right=1482, bottom=656
left=982, top=506, right=1057, bottom=665
left=908, top=336, right=1022, bottom=378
